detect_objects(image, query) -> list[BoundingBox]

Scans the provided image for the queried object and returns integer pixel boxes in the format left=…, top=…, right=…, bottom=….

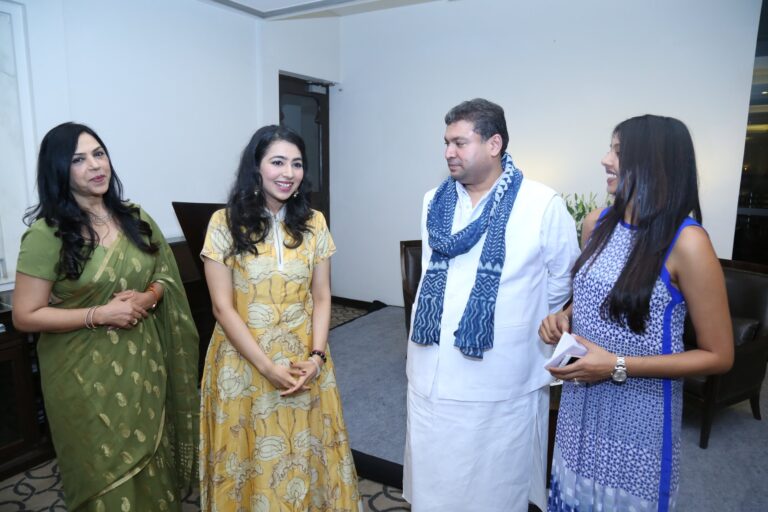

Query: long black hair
left=226, top=125, right=312, bottom=258
left=24, top=122, right=157, bottom=280
left=573, top=115, right=702, bottom=333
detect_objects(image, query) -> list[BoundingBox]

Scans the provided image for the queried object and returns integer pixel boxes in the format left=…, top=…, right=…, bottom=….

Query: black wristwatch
left=611, top=356, right=627, bottom=383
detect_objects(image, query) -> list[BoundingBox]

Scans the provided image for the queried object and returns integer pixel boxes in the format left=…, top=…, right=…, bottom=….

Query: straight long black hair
left=572, top=115, right=702, bottom=333
left=24, top=122, right=157, bottom=280
left=225, top=125, right=312, bottom=258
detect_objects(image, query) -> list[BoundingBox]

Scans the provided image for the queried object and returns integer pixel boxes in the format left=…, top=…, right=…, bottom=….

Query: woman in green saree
left=12, top=122, right=199, bottom=512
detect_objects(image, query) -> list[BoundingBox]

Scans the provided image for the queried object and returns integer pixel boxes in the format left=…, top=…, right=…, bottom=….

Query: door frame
left=279, top=74, right=331, bottom=226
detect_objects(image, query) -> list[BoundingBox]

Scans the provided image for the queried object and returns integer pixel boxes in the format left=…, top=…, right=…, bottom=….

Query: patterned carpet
left=0, top=458, right=410, bottom=511
left=0, top=302, right=411, bottom=511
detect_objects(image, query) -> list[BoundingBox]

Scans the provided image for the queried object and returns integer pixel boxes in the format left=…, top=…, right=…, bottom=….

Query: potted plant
left=562, top=192, right=612, bottom=243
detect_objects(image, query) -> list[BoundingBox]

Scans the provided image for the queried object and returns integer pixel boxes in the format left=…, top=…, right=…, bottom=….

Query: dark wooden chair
left=172, top=202, right=225, bottom=278
left=683, top=259, right=768, bottom=448
left=399, top=240, right=422, bottom=335
left=171, top=202, right=225, bottom=377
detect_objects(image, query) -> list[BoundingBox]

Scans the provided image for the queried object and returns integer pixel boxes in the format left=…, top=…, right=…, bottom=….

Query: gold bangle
left=84, top=307, right=92, bottom=329
left=85, top=305, right=99, bottom=330
left=91, top=305, right=101, bottom=328
left=145, top=283, right=160, bottom=309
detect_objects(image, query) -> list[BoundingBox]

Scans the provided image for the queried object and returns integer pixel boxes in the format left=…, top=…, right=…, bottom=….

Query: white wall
left=0, top=1, right=37, bottom=285
left=2, top=0, right=760, bottom=303
left=1, top=0, right=341, bottom=289
left=329, top=0, right=761, bottom=305
left=260, top=17, right=341, bottom=122
left=12, top=0, right=264, bottom=241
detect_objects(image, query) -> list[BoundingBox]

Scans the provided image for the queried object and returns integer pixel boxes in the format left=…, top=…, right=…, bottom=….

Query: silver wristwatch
left=611, top=356, right=627, bottom=383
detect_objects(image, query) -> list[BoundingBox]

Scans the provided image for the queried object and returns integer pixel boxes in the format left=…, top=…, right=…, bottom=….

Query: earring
left=293, top=191, right=299, bottom=198
left=254, top=188, right=260, bottom=197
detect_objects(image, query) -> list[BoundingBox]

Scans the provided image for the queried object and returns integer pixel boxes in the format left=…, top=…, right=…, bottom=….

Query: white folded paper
left=544, top=332, right=588, bottom=368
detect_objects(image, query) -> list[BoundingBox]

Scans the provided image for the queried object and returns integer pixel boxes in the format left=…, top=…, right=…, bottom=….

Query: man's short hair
left=445, top=98, right=509, bottom=155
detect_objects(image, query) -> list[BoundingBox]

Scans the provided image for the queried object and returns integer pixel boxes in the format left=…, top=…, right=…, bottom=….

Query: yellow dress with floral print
left=199, top=209, right=360, bottom=511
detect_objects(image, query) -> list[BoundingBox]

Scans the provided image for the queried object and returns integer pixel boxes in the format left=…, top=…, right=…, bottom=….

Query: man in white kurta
left=403, top=99, right=579, bottom=512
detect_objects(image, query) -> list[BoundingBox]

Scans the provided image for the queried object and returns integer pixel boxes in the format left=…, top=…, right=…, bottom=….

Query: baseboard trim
left=331, top=296, right=388, bottom=312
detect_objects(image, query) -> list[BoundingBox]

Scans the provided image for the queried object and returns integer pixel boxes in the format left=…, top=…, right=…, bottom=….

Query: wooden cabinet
left=0, top=298, right=54, bottom=480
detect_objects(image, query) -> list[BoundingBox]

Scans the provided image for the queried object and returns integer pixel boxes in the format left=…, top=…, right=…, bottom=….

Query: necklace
left=89, top=211, right=112, bottom=226
left=98, top=222, right=112, bottom=245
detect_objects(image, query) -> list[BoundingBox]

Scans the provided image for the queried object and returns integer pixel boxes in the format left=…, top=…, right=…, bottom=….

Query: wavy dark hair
left=225, top=125, right=312, bottom=258
left=573, top=115, right=702, bottom=333
left=24, top=122, right=157, bottom=280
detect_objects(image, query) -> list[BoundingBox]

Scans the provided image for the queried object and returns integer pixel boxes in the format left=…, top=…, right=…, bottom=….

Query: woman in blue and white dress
left=539, top=115, right=734, bottom=511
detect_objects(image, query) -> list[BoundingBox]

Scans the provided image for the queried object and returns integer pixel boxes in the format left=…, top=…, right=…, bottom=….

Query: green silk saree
left=16, top=207, right=199, bottom=511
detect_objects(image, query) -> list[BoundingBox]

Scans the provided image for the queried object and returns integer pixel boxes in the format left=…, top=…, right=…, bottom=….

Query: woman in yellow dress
left=199, top=125, right=361, bottom=511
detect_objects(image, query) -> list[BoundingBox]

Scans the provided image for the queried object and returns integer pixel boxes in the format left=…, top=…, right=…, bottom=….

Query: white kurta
left=403, top=176, right=579, bottom=512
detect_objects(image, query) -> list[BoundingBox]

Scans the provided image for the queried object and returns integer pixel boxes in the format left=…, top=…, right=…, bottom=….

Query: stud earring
left=254, top=188, right=260, bottom=197
left=293, top=191, right=299, bottom=198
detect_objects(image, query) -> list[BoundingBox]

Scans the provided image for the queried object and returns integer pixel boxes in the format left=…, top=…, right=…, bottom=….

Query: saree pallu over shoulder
left=144, top=210, right=200, bottom=492
left=17, top=208, right=199, bottom=511
left=142, top=210, right=200, bottom=487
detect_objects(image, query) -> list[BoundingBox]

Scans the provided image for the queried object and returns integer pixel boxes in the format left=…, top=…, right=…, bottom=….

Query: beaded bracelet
left=309, top=349, right=327, bottom=363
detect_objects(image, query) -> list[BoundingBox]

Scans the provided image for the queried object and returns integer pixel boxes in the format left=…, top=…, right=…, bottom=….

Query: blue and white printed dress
left=548, top=216, right=699, bottom=512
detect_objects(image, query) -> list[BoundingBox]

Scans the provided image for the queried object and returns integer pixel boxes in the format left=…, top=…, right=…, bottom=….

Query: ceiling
left=211, top=0, right=444, bottom=19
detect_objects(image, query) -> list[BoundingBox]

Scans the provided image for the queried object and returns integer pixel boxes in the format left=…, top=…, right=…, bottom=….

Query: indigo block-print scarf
left=411, top=154, right=523, bottom=358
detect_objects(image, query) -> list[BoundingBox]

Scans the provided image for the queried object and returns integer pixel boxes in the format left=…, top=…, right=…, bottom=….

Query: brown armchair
left=400, top=240, right=423, bottom=334
left=683, top=260, right=768, bottom=448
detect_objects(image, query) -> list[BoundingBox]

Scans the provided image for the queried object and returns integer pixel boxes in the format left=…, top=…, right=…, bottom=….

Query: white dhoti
left=403, top=384, right=549, bottom=512
left=403, top=179, right=578, bottom=512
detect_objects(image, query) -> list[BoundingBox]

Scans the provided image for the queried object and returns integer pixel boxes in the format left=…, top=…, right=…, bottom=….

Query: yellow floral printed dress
left=199, top=209, right=360, bottom=511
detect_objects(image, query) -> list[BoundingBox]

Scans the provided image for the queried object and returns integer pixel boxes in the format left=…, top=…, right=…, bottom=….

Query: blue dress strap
left=662, top=217, right=702, bottom=265
left=590, top=207, right=612, bottom=233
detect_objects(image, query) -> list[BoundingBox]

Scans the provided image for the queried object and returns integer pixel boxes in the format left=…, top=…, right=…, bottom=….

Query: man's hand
left=538, top=310, right=570, bottom=344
